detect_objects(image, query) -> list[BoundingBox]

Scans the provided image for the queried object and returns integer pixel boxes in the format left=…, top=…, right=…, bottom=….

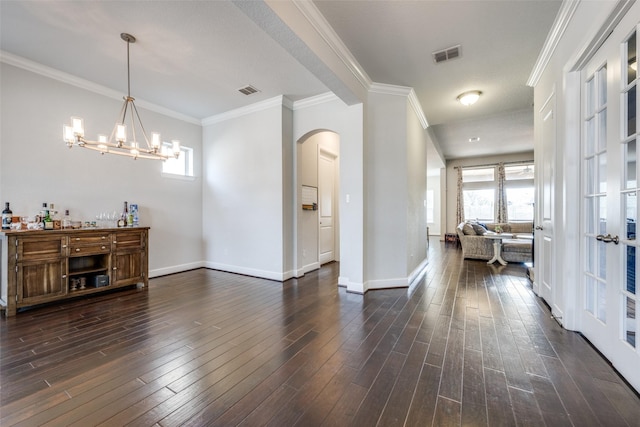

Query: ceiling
left=0, top=0, right=562, bottom=166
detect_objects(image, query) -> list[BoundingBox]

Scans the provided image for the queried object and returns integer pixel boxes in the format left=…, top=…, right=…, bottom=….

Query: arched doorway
left=295, top=130, right=340, bottom=277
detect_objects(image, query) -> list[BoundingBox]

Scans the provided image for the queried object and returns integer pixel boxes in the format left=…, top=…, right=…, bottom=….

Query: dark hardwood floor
left=2, top=240, right=640, bottom=426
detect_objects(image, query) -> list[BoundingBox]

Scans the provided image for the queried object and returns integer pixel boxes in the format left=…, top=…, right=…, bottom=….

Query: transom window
left=162, top=144, right=194, bottom=178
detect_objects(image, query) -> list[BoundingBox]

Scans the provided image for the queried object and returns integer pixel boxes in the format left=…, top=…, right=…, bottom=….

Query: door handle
left=535, top=226, right=543, bottom=230
left=596, top=234, right=620, bottom=244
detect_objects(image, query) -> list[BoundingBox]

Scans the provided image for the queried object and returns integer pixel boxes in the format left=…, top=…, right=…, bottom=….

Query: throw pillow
left=462, top=222, right=476, bottom=235
left=471, top=223, right=488, bottom=235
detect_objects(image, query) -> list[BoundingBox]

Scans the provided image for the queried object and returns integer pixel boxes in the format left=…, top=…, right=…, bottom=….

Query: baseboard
left=205, top=261, right=289, bottom=282
left=149, top=261, right=206, bottom=278
left=295, top=262, right=320, bottom=278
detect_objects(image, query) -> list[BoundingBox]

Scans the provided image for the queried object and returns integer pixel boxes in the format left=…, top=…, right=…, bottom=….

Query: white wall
left=367, top=91, right=408, bottom=285
left=445, top=152, right=534, bottom=233
left=406, top=98, right=428, bottom=279
left=427, top=172, right=442, bottom=236
left=202, top=101, right=289, bottom=280
left=365, top=90, right=428, bottom=289
left=0, top=63, right=203, bottom=276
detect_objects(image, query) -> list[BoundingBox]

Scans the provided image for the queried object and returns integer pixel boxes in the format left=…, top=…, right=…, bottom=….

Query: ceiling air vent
left=432, top=45, right=461, bottom=64
left=238, top=85, right=260, bottom=96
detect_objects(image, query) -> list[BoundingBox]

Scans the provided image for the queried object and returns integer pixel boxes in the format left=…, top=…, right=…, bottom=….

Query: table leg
left=487, top=239, right=507, bottom=265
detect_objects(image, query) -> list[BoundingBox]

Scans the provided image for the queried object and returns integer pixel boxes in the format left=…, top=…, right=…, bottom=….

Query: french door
left=582, top=20, right=640, bottom=391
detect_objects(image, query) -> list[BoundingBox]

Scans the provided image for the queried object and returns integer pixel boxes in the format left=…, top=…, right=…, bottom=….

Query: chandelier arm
left=80, top=142, right=169, bottom=160
left=131, top=101, right=153, bottom=149
left=128, top=102, right=138, bottom=150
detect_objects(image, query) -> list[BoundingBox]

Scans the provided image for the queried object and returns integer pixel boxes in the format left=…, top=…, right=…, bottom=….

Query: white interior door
left=536, top=95, right=556, bottom=311
left=581, top=19, right=640, bottom=392
left=319, top=150, right=336, bottom=265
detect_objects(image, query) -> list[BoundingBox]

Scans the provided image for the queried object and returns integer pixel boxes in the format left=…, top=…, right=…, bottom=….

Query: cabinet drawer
left=69, top=243, right=110, bottom=256
left=70, top=233, right=111, bottom=245
left=113, top=231, right=144, bottom=250
left=17, top=237, right=67, bottom=261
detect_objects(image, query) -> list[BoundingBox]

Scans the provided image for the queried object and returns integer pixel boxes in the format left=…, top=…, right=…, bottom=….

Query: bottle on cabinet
left=49, top=203, right=61, bottom=230
left=62, top=209, right=72, bottom=229
left=43, top=207, right=53, bottom=230
left=40, top=202, right=53, bottom=230
left=2, top=202, right=12, bottom=230
left=118, top=201, right=128, bottom=227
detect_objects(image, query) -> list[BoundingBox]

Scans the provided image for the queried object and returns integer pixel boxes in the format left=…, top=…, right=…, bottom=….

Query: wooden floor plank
left=1, top=243, right=639, bottom=426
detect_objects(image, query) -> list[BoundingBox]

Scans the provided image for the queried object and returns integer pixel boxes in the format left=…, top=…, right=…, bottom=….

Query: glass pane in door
left=627, top=86, right=637, bottom=137
left=628, top=31, right=637, bottom=85
left=626, top=245, right=636, bottom=293
left=598, top=280, right=607, bottom=321
left=625, top=297, right=635, bottom=347
left=626, top=140, right=637, bottom=188
left=599, top=153, right=608, bottom=193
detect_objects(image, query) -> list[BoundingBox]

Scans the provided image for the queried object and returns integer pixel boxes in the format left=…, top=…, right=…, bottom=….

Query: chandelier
left=63, top=33, right=180, bottom=161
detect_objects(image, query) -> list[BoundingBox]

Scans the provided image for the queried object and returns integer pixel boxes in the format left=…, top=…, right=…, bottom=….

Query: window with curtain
left=460, top=163, right=534, bottom=222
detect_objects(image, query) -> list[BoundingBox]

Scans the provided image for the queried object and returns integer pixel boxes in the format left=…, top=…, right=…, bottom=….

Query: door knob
left=535, top=226, right=543, bottom=230
left=596, top=234, right=620, bottom=244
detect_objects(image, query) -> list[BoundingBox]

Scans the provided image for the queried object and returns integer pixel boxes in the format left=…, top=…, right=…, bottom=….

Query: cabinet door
left=113, top=251, right=143, bottom=286
left=17, top=236, right=67, bottom=262
left=17, top=259, right=67, bottom=303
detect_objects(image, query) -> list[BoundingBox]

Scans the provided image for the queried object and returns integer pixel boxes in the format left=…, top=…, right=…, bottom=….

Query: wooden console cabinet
left=0, top=227, right=148, bottom=316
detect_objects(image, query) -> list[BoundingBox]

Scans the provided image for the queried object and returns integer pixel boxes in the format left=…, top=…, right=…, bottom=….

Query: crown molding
left=370, top=83, right=429, bottom=129
left=369, top=82, right=412, bottom=97
left=292, top=92, right=341, bottom=110
left=292, top=0, right=372, bottom=92
left=527, top=0, right=580, bottom=87
left=0, top=50, right=201, bottom=125
left=202, top=95, right=289, bottom=125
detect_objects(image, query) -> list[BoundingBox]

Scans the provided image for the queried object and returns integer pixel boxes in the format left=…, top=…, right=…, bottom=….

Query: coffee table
left=484, top=233, right=514, bottom=265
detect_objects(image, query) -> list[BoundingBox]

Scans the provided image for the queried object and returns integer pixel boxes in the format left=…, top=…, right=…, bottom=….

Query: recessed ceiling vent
left=432, top=45, right=461, bottom=64
left=238, top=85, right=260, bottom=96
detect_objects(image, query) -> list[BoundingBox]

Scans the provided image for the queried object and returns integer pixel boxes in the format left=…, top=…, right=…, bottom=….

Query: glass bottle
left=43, top=207, right=53, bottom=230
left=49, top=203, right=61, bottom=230
left=2, top=202, right=12, bottom=230
left=62, top=209, right=72, bottom=229
left=119, top=201, right=128, bottom=227
left=127, top=203, right=134, bottom=227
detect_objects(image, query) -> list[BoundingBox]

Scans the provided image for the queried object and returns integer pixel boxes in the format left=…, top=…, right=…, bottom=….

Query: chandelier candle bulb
left=63, top=125, right=74, bottom=144
left=71, top=117, right=84, bottom=136
left=116, top=124, right=126, bottom=143
left=151, top=133, right=161, bottom=150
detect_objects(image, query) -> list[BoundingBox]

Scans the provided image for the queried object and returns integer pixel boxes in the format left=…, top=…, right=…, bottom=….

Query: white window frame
left=162, top=144, right=194, bottom=180
left=461, top=163, right=534, bottom=222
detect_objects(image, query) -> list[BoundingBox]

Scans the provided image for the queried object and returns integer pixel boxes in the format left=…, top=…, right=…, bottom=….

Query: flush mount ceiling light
left=457, top=90, right=482, bottom=106
left=469, top=137, right=480, bottom=143
left=63, top=33, right=180, bottom=161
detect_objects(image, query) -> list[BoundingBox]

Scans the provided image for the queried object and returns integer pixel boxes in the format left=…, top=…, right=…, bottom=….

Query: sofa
left=456, top=221, right=533, bottom=263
